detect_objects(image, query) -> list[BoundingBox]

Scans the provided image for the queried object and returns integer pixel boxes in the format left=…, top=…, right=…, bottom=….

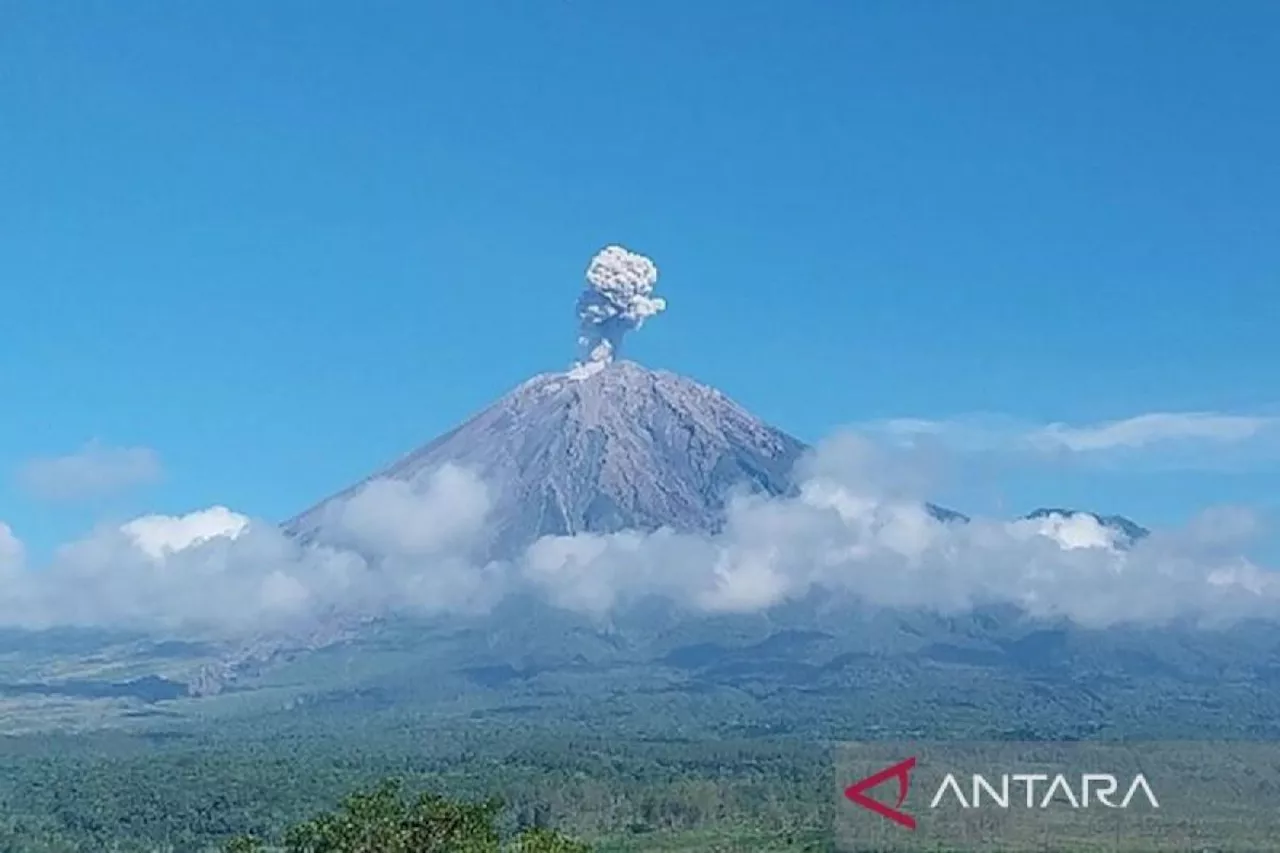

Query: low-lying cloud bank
left=1, top=434, right=1275, bottom=636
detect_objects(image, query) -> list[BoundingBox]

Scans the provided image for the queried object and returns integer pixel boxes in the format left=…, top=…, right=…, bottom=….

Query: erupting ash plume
left=572, top=245, right=664, bottom=377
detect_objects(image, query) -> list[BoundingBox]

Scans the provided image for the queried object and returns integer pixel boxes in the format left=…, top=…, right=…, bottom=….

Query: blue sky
left=1, top=1, right=1278, bottom=557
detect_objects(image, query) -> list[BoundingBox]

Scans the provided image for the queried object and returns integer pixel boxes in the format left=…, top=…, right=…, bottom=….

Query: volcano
left=284, top=360, right=809, bottom=558
left=283, top=357, right=981, bottom=559
left=285, top=245, right=974, bottom=556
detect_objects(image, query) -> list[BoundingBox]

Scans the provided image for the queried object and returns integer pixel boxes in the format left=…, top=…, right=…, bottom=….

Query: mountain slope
left=284, top=361, right=809, bottom=558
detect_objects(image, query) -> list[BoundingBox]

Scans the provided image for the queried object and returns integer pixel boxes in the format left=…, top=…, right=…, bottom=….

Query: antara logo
left=930, top=772, right=1160, bottom=810
left=844, top=757, right=918, bottom=829
left=845, top=757, right=1160, bottom=830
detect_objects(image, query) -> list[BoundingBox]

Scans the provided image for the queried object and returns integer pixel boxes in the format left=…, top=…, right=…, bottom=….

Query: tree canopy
left=225, top=779, right=589, bottom=853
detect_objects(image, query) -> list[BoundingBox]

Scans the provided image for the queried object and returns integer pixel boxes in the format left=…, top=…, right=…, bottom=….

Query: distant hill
left=1023, top=507, right=1150, bottom=544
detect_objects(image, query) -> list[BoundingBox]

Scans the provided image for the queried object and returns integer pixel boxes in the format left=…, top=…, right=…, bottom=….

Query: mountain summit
left=284, top=360, right=809, bottom=558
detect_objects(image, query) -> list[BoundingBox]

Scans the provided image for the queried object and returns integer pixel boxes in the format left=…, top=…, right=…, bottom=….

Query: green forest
left=0, top=720, right=834, bottom=852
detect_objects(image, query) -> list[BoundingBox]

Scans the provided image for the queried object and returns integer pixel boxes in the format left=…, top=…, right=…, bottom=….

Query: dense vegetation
left=223, top=778, right=589, bottom=852
left=0, top=721, right=834, bottom=852
left=6, top=615, right=1280, bottom=850
left=2, top=714, right=1273, bottom=850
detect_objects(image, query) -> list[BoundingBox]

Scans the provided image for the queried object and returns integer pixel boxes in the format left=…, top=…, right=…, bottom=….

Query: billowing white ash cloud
left=573, top=245, right=664, bottom=375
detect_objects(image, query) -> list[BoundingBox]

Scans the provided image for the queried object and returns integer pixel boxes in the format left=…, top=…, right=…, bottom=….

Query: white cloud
left=0, top=438, right=1275, bottom=635
left=122, top=506, right=250, bottom=560
left=1009, top=511, right=1125, bottom=551
left=1030, top=412, right=1273, bottom=452
left=0, top=465, right=500, bottom=635
left=517, top=433, right=1280, bottom=628
left=316, top=464, right=491, bottom=557
left=0, top=522, right=24, bottom=572
left=35, top=519, right=375, bottom=634
left=18, top=441, right=164, bottom=501
left=866, top=410, right=1280, bottom=469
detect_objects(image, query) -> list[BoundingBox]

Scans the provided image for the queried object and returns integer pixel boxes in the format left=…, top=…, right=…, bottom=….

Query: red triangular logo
left=844, top=756, right=917, bottom=830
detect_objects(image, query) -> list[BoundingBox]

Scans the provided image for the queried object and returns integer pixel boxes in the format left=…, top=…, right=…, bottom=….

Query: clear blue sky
left=2, top=1, right=1277, bottom=554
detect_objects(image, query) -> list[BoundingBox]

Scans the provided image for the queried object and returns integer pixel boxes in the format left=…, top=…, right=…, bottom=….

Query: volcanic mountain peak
left=285, top=360, right=809, bottom=558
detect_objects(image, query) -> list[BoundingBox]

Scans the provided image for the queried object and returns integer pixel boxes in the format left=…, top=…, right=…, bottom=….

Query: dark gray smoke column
left=571, top=245, right=665, bottom=378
